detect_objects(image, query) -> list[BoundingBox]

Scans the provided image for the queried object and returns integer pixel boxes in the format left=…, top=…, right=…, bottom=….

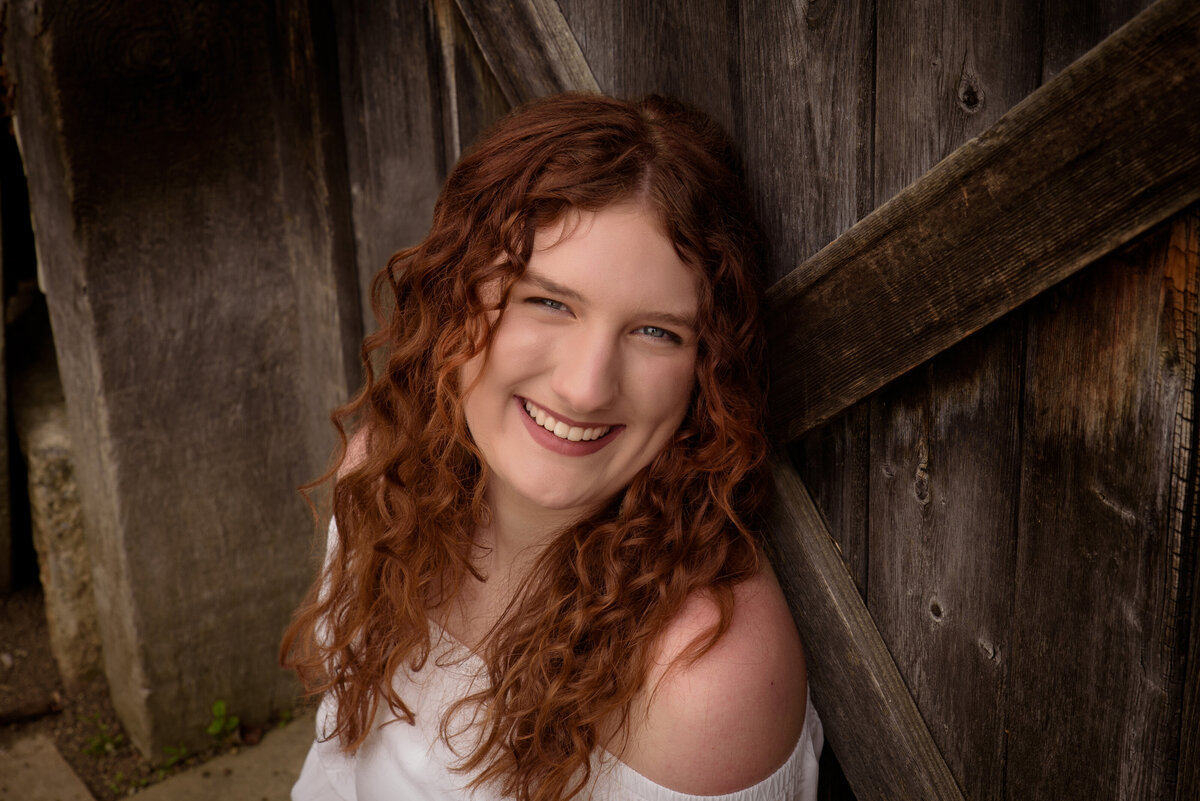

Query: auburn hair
left=281, top=93, right=770, bottom=801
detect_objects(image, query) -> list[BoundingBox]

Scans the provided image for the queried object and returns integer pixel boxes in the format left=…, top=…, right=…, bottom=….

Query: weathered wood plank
left=333, top=0, right=446, bottom=328
left=737, top=21, right=875, bottom=759
left=737, top=0, right=874, bottom=640
left=867, top=3, right=1038, bottom=798
left=737, top=0, right=873, bottom=275
left=557, top=0, right=738, bottom=135
left=5, top=0, right=357, bottom=756
left=867, top=319, right=1023, bottom=801
left=431, top=0, right=510, bottom=162
left=1042, top=0, right=1154, bottom=80
left=790, top=407, right=870, bottom=597
left=1166, top=209, right=1200, bottom=801
left=1005, top=209, right=1198, bottom=799
left=766, top=460, right=965, bottom=801
left=1181, top=210, right=1200, bottom=798
left=766, top=0, right=1200, bottom=441
left=452, top=0, right=599, bottom=104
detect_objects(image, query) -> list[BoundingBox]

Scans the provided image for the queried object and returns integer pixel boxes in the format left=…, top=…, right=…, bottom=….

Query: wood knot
left=957, top=73, right=983, bottom=113
left=929, top=598, right=945, bottom=622
left=914, top=441, right=931, bottom=505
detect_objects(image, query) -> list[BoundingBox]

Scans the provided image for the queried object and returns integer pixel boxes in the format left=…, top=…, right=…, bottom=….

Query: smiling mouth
left=522, top=399, right=614, bottom=442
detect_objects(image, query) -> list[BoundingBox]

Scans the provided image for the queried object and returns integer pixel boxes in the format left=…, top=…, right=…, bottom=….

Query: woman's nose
left=550, top=330, right=619, bottom=413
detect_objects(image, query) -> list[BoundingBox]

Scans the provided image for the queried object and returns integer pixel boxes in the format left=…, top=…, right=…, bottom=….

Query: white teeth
left=523, top=400, right=611, bottom=442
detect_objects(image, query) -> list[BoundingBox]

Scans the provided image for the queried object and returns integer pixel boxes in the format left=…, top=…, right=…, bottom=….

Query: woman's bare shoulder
left=618, top=563, right=809, bottom=795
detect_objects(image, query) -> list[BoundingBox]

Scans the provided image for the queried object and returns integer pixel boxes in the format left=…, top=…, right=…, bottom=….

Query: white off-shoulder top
left=292, top=521, right=822, bottom=801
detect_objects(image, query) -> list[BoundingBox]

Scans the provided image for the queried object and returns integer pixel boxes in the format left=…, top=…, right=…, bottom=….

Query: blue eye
left=528, top=297, right=569, bottom=312
left=638, top=326, right=682, bottom=344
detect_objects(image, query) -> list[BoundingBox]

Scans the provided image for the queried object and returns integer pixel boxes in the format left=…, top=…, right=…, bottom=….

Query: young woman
left=283, top=93, right=822, bottom=801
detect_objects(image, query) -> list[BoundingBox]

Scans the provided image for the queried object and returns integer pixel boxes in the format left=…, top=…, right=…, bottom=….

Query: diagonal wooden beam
left=766, top=0, right=1200, bottom=441
left=452, top=0, right=600, bottom=104
left=767, top=459, right=965, bottom=801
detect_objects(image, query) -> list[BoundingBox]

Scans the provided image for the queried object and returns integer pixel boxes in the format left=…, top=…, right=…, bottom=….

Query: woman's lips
left=515, top=396, right=622, bottom=456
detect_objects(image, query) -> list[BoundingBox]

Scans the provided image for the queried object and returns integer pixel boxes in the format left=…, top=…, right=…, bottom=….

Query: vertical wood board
left=431, top=0, right=510, bottom=164
left=867, top=321, right=1023, bottom=801
left=1041, top=0, right=1154, bottom=80
left=869, top=1, right=1039, bottom=796
left=737, top=0, right=874, bottom=277
left=452, top=0, right=599, bottom=103
left=791, top=406, right=871, bottom=597
left=767, top=461, right=965, bottom=801
left=1169, top=211, right=1199, bottom=801
left=557, top=0, right=738, bottom=135
left=333, top=0, right=446, bottom=330
left=1006, top=210, right=1198, bottom=799
left=874, top=0, right=1040, bottom=204
left=7, top=0, right=358, bottom=755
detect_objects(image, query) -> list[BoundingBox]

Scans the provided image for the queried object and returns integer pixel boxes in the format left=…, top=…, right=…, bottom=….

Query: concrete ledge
left=0, top=733, right=94, bottom=801
left=134, top=708, right=314, bottom=801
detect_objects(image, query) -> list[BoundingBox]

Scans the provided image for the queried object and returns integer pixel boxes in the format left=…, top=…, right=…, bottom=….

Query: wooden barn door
left=331, top=1, right=1200, bottom=799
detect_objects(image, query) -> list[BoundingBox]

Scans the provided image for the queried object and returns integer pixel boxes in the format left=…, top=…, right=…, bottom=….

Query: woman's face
left=461, top=201, right=700, bottom=526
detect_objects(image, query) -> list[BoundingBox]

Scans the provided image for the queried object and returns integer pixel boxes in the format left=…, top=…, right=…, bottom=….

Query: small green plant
left=107, top=770, right=150, bottom=793
left=106, top=771, right=126, bottom=794
left=83, top=714, right=125, bottom=756
left=162, top=744, right=188, bottom=768
left=277, top=707, right=294, bottom=728
left=206, top=699, right=239, bottom=737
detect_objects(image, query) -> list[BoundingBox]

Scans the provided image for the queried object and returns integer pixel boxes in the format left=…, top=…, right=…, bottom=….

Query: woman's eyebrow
left=523, top=270, right=584, bottom=303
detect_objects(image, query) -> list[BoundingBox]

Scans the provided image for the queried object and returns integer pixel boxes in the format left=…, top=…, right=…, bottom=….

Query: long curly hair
left=281, top=93, right=770, bottom=801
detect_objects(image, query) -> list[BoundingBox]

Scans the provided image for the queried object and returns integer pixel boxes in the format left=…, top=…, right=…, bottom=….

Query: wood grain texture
left=333, top=0, right=446, bottom=329
left=867, top=318, right=1023, bottom=801
left=790, top=406, right=871, bottom=597
left=867, top=3, right=1037, bottom=797
left=5, top=0, right=357, bottom=756
left=1165, top=211, right=1199, bottom=801
left=557, top=0, right=738, bottom=134
left=766, top=0, right=1200, bottom=441
left=766, top=460, right=965, bottom=801
left=452, top=0, right=599, bottom=104
left=1042, top=0, right=1154, bottom=80
left=737, top=0, right=874, bottom=275
left=1006, top=209, right=1198, bottom=799
left=737, top=6, right=873, bottom=792
left=431, top=0, right=510, bottom=163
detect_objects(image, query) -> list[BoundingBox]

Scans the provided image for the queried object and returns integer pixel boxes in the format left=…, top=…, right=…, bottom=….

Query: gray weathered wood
left=452, top=0, right=599, bottom=104
left=334, top=0, right=447, bottom=329
left=766, top=460, right=965, bottom=801
left=867, top=321, right=1023, bottom=801
left=6, top=0, right=358, bottom=756
left=1006, top=209, right=1198, bottom=799
left=790, top=408, right=870, bottom=598
left=1042, top=0, right=1154, bottom=80
left=557, top=0, right=738, bottom=135
left=867, top=3, right=1038, bottom=798
left=431, top=0, right=511, bottom=162
left=766, top=0, right=1200, bottom=441
left=738, top=0, right=873, bottom=281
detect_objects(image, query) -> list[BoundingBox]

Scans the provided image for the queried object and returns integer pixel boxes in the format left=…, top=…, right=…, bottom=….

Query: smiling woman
left=462, top=204, right=699, bottom=524
left=281, top=93, right=821, bottom=801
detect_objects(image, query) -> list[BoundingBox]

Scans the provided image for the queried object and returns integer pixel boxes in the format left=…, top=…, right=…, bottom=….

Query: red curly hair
left=281, top=93, right=770, bottom=801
